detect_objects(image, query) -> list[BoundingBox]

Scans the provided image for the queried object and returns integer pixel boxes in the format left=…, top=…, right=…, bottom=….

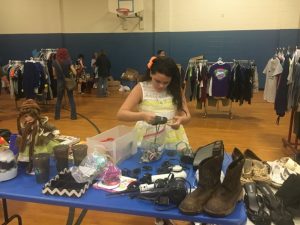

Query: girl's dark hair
left=142, top=56, right=184, bottom=111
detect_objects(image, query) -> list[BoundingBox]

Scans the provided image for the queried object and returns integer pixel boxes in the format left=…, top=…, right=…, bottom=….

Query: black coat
left=96, top=55, right=111, bottom=77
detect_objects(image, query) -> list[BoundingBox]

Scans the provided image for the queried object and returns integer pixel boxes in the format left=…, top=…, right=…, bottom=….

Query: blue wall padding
left=0, top=29, right=299, bottom=88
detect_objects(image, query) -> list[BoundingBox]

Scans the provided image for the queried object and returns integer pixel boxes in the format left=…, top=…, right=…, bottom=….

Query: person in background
left=52, top=48, right=77, bottom=120
left=146, top=49, right=166, bottom=72
left=47, top=53, right=57, bottom=98
left=75, top=54, right=86, bottom=94
left=0, top=63, right=10, bottom=95
left=95, top=50, right=111, bottom=97
left=91, top=52, right=98, bottom=89
left=0, top=64, right=3, bottom=95
left=117, top=56, right=191, bottom=225
left=157, top=49, right=166, bottom=57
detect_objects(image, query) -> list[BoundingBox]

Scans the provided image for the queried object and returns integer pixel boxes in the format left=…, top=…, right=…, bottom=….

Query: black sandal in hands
left=256, top=181, right=294, bottom=225
left=244, top=182, right=271, bottom=225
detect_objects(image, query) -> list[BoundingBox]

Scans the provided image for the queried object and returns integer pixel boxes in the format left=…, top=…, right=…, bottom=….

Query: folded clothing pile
left=267, top=157, right=300, bottom=188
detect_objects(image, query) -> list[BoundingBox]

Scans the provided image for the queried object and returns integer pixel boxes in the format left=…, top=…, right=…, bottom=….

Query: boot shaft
left=198, top=154, right=223, bottom=188
left=222, top=154, right=245, bottom=190
left=203, top=149, right=245, bottom=217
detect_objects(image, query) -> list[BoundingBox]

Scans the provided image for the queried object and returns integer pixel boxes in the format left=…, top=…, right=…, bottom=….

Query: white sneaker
left=123, top=86, right=131, bottom=91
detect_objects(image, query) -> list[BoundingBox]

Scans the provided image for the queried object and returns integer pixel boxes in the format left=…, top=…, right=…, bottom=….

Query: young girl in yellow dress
left=117, top=56, right=191, bottom=225
left=117, top=56, right=191, bottom=150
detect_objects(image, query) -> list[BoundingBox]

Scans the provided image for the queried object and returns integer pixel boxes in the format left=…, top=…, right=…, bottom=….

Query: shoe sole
left=203, top=190, right=243, bottom=217
left=178, top=208, right=203, bottom=215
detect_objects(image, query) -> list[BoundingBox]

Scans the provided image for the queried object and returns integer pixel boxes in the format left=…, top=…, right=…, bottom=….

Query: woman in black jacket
left=95, top=50, right=111, bottom=97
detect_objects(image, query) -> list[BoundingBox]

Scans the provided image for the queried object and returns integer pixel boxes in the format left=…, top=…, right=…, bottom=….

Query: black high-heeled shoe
left=256, top=181, right=294, bottom=225
left=244, top=182, right=271, bottom=225
left=244, top=149, right=262, bottom=161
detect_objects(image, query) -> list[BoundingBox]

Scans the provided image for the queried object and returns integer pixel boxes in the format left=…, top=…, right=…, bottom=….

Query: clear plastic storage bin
left=86, top=125, right=137, bottom=163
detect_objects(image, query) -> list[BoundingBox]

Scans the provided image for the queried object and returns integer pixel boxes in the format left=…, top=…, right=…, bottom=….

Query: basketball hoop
left=116, top=8, right=130, bottom=16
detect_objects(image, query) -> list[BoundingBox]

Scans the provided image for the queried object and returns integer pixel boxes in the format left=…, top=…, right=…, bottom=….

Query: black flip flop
left=244, top=182, right=271, bottom=225
left=256, top=181, right=294, bottom=225
left=256, top=181, right=280, bottom=209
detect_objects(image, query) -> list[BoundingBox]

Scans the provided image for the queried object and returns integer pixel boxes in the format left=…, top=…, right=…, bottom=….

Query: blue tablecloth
left=0, top=150, right=247, bottom=225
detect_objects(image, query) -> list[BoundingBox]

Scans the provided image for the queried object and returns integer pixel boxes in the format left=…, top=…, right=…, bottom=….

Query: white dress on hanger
left=263, top=57, right=283, bottom=103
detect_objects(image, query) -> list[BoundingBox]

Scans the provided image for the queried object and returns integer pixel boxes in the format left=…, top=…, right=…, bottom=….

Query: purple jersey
left=209, top=63, right=231, bottom=97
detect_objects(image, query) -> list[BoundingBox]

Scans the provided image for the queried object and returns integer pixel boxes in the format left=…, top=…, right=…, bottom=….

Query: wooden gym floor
left=0, top=90, right=295, bottom=225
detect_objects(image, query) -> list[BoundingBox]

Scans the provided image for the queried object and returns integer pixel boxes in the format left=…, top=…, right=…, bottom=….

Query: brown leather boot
left=178, top=154, right=223, bottom=215
left=203, top=149, right=245, bottom=216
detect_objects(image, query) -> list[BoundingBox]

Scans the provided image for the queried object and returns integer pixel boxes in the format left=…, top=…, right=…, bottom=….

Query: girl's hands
left=143, top=113, right=184, bottom=128
left=143, top=112, right=157, bottom=124
left=168, top=116, right=183, bottom=130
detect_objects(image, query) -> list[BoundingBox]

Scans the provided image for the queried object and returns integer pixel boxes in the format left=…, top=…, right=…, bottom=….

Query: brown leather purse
left=56, top=61, right=76, bottom=91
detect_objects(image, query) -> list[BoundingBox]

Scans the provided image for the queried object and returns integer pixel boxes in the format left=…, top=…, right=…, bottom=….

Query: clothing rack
left=233, top=59, right=255, bottom=65
left=203, top=59, right=234, bottom=119
left=38, top=48, right=57, bottom=61
left=202, top=98, right=233, bottom=119
left=281, top=48, right=300, bottom=153
left=8, top=60, right=24, bottom=65
left=282, top=108, right=299, bottom=153
left=203, top=58, right=255, bottom=119
left=207, top=61, right=233, bottom=65
left=25, top=57, right=51, bottom=105
left=275, top=46, right=299, bottom=58
left=185, top=56, right=255, bottom=119
left=25, top=57, right=45, bottom=63
left=7, top=60, right=25, bottom=109
left=188, top=55, right=204, bottom=64
left=196, top=59, right=208, bottom=64
left=40, top=48, right=57, bottom=51
left=12, top=56, right=52, bottom=107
